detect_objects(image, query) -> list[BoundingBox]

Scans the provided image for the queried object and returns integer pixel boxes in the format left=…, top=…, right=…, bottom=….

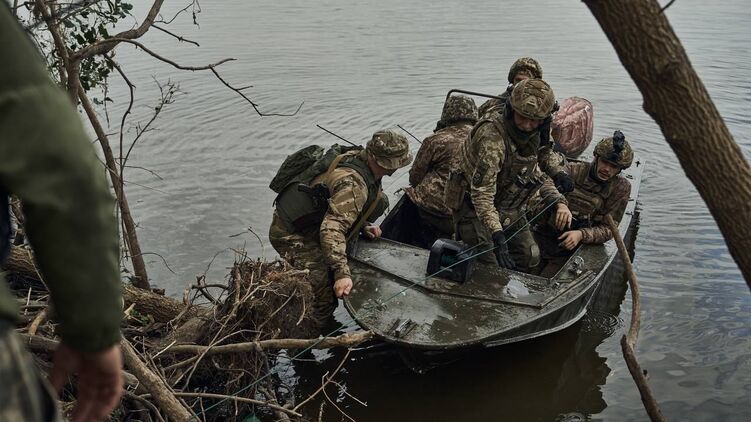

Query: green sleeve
left=0, top=6, right=122, bottom=352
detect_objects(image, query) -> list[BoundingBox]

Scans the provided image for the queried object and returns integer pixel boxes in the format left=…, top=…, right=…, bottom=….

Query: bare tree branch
left=152, top=24, right=200, bottom=46
left=33, top=0, right=70, bottom=96
left=154, top=0, right=201, bottom=25
left=208, top=66, right=305, bottom=117
left=607, top=215, right=665, bottom=422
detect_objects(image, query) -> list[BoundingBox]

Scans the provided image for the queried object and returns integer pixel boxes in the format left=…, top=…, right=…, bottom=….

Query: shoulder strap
left=325, top=153, right=348, bottom=179
left=346, top=190, right=383, bottom=242
left=490, top=118, right=515, bottom=178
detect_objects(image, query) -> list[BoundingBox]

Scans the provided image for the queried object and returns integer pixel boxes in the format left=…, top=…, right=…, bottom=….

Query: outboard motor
left=426, top=239, right=474, bottom=283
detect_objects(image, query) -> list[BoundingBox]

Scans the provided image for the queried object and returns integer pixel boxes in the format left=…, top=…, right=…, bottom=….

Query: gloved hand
left=491, top=230, right=516, bottom=270
left=554, top=171, right=575, bottom=193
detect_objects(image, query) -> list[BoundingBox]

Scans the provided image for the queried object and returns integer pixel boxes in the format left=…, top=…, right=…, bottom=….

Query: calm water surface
left=103, top=0, right=750, bottom=420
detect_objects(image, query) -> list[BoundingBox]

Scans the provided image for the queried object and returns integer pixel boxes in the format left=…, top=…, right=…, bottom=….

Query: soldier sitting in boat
left=533, top=131, right=634, bottom=277
left=404, top=94, right=478, bottom=248
left=269, top=130, right=412, bottom=329
left=445, top=78, right=574, bottom=274
left=478, top=57, right=543, bottom=120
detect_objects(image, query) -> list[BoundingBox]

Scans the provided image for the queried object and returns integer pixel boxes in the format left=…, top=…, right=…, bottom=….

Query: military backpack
left=272, top=144, right=386, bottom=239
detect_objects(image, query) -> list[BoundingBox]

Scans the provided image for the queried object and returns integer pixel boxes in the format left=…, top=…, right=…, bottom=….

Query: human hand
left=49, top=342, right=123, bottom=422
left=491, top=230, right=516, bottom=270
left=333, top=277, right=353, bottom=298
left=554, top=203, right=572, bottom=231
left=363, top=224, right=382, bottom=239
left=553, top=171, right=575, bottom=193
left=558, top=230, right=583, bottom=250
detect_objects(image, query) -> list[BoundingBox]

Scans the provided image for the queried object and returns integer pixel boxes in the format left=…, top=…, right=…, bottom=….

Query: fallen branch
left=121, top=339, right=195, bottom=421
left=27, top=308, right=47, bottom=336
left=606, top=214, right=666, bottom=422
left=293, top=349, right=351, bottom=412
left=140, top=392, right=303, bottom=418
left=162, top=330, right=374, bottom=356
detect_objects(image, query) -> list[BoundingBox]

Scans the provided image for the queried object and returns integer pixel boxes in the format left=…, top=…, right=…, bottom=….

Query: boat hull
left=344, top=157, right=642, bottom=351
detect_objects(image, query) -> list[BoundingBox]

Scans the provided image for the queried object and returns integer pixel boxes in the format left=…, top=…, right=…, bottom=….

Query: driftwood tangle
left=3, top=244, right=373, bottom=421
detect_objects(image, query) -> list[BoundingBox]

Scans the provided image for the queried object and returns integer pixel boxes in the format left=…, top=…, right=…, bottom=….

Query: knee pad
left=528, top=243, right=541, bottom=269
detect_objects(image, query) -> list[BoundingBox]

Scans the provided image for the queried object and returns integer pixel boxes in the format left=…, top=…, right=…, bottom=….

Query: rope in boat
left=192, top=193, right=563, bottom=419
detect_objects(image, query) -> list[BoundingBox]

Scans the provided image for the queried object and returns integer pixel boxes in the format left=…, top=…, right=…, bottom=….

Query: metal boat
left=343, top=158, right=643, bottom=350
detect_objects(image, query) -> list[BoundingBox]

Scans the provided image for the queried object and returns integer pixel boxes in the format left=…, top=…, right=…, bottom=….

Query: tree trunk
left=584, top=0, right=751, bottom=288
left=77, top=86, right=151, bottom=290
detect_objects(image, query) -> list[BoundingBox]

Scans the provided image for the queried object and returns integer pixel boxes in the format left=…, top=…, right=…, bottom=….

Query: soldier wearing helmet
left=478, top=57, right=543, bottom=120
left=269, top=130, right=412, bottom=328
left=446, top=78, right=573, bottom=273
left=405, top=95, right=478, bottom=247
left=534, top=131, right=634, bottom=273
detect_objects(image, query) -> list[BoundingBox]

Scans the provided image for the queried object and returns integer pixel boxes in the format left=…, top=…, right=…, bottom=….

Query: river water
left=101, top=0, right=751, bottom=420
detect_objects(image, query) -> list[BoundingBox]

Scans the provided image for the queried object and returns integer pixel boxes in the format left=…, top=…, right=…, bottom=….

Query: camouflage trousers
left=414, top=207, right=455, bottom=249
left=269, top=213, right=337, bottom=329
left=453, top=200, right=541, bottom=272
left=0, top=319, right=62, bottom=422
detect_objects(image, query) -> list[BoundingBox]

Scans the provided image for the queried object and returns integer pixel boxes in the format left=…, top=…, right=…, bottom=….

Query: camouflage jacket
left=460, top=116, right=565, bottom=234
left=539, top=161, right=631, bottom=244
left=406, top=123, right=472, bottom=216
left=311, top=166, right=375, bottom=280
left=478, top=87, right=511, bottom=120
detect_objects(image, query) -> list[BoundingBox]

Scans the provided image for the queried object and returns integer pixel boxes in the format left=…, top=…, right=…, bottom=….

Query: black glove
left=491, top=230, right=516, bottom=270
left=554, top=171, right=575, bottom=193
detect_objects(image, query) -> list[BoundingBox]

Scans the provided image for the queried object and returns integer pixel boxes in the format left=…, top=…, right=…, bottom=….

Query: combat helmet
left=367, top=129, right=413, bottom=170
left=594, top=130, right=634, bottom=169
left=508, top=78, right=556, bottom=120
left=507, top=57, right=543, bottom=84
left=437, top=95, right=478, bottom=129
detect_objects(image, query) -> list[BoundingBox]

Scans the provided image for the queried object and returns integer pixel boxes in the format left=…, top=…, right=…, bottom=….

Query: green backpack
left=269, top=145, right=324, bottom=193
left=269, top=144, right=361, bottom=193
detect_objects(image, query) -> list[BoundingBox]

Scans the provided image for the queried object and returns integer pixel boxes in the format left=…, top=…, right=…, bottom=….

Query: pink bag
left=552, top=97, right=594, bottom=157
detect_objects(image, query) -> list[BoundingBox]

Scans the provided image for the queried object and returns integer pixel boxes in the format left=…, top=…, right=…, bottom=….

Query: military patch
left=472, top=163, right=488, bottom=186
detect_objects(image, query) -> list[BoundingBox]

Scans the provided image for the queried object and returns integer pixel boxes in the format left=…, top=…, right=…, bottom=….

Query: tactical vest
left=0, top=188, right=10, bottom=262
left=565, top=162, right=613, bottom=223
left=275, top=149, right=383, bottom=239
left=479, top=119, right=545, bottom=212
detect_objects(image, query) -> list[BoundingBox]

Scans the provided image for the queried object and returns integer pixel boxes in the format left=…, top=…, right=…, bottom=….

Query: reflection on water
left=102, top=0, right=750, bottom=420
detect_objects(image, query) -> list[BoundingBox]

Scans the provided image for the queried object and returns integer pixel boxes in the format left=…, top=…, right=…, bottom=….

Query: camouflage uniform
left=0, top=320, right=59, bottom=422
left=269, top=130, right=411, bottom=327
left=479, top=57, right=543, bottom=120
left=535, top=133, right=634, bottom=259
left=449, top=79, right=565, bottom=272
left=405, top=95, right=477, bottom=246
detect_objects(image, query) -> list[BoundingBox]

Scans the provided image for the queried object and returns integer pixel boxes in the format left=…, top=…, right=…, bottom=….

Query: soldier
left=534, top=131, right=634, bottom=275
left=445, top=78, right=573, bottom=273
left=1, top=5, right=123, bottom=421
left=478, top=57, right=543, bottom=120
left=405, top=95, right=478, bottom=248
left=269, top=130, right=412, bottom=328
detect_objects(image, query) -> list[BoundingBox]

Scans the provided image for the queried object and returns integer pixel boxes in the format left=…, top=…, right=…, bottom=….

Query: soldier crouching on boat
left=404, top=94, right=478, bottom=248
left=445, top=78, right=574, bottom=274
left=533, top=131, right=634, bottom=277
left=269, top=130, right=412, bottom=329
left=478, top=57, right=544, bottom=120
